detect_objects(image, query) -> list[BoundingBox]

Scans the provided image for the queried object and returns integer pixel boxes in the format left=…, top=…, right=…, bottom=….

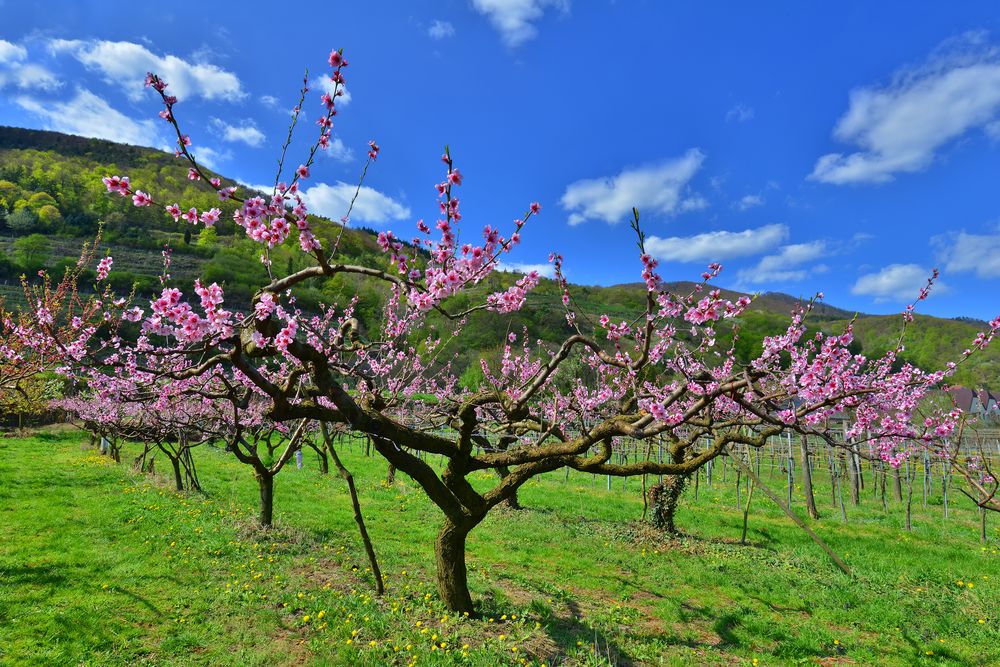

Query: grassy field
left=1, top=429, right=998, bottom=666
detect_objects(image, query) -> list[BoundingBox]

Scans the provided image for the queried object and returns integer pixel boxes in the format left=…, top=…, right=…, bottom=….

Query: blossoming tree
left=40, top=49, right=1000, bottom=614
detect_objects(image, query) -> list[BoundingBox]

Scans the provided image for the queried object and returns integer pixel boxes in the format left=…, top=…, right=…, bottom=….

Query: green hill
left=1, top=125, right=996, bottom=388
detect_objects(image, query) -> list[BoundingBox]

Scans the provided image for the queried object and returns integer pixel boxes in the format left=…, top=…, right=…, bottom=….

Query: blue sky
left=2, top=1, right=1000, bottom=320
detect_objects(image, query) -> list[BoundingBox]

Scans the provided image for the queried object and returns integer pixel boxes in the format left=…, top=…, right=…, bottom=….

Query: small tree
left=7, top=207, right=38, bottom=233
left=196, top=226, right=218, bottom=247
left=37, top=204, right=63, bottom=230
left=12, top=234, right=48, bottom=274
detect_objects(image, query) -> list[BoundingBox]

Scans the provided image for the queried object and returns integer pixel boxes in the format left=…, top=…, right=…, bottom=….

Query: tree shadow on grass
left=107, top=584, right=165, bottom=616
left=481, top=570, right=766, bottom=665
left=901, top=628, right=974, bottom=667
left=675, top=600, right=744, bottom=649
left=0, top=563, right=68, bottom=588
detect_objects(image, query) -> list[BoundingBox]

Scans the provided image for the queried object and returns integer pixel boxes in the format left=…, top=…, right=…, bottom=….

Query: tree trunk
left=168, top=455, right=183, bottom=491
left=435, top=519, right=475, bottom=614
left=893, top=466, right=903, bottom=502
left=257, top=472, right=274, bottom=527
left=648, top=474, right=689, bottom=535
left=800, top=435, right=819, bottom=519
left=386, top=463, right=396, bottom=485
left=741, top=476, right=756, bottom=544
left=847, top=448, right=860, bottom=506
left=905, top=464, right=915, bottom=532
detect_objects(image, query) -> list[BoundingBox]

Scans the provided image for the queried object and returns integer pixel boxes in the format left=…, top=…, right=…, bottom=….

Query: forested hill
left=1, top=125, right=997, bottom=388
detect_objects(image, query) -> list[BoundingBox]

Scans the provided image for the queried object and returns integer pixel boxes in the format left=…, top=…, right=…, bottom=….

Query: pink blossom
left=96, top=256, right=113, bottom=281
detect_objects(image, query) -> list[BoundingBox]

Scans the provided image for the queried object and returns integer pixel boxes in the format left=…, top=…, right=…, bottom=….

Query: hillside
left=1, top=125, right=997, bottom=387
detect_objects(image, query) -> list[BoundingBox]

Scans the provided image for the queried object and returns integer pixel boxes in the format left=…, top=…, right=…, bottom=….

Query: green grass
left=1, top=429, right=998, bottom=666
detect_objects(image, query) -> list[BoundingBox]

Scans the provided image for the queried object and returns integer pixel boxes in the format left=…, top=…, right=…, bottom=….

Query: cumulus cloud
left=471, top=0, right=569, bottom=47
left=192, top=145, right=232, bottom=171
left=497, top=261, right=556, bottom=278
left=811, top=33, right=1000, bottom=184
left=936, top=229, right=1000, bottom=278
left=0, top=62, right=61, bottom=91
left=301, top=182, right=410, bottom=225
left=0, top=39, right=27, bottom=63
left=736, top=241, right=828, bottom=286
left=48, top=38, right=244, bottom=101
left=210, top=118, right=265, bottom=147
left=428, top=20, right=456, bottom=39
left=851, top=264, right=944, bottom=302
left=260, top=94, right=281, bottom=109
left=561, top=149, right=706, bottom=226
left=312, top=75, right=352, bottom=106
left=0, top=40, right=60, bottom=91
left=320, top=136, right=354, bottom=163
left=645, top=223, right=788, bottom=263
left=15, top=88, right=161, bottom=147
left=734, top=194, right=764, bottom=211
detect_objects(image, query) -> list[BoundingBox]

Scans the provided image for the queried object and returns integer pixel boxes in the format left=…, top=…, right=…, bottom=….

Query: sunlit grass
left=0, top=429, right=997, bottom=665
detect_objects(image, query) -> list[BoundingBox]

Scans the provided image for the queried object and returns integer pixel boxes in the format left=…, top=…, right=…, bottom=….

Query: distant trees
left=37, top=204, right=62, bottom=228
left=12, top=234, right=48, bottom=273
left=7, top=207, right=38, bottom=233
left=196, top=226, right=217, bottom=247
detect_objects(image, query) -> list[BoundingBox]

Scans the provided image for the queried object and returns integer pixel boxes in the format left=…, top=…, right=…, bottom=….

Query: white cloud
left=0, top=62, right=61, bottom=91
left=811, top=34, right=1000, bottom=184
left=497, top=261, right=556, bottom=278
left=0, top=40, right=60, bottom=91
left=320, top=136, right=354, bottom=163
left=313, top=76, right=352, bottom=106
left=429, top=20, right=456, bottom=40
left=210, top=118, right=265, bottom=147
left=937, top=230, right=1000, bottom=278
left=645, top=223, right=788, bottom=263
left=986, top=119, right=1000, bottom=142
left=15, top=88, right=161, bottom=147
left=736, top=241, right=828, bottom=286
left=561, top=149, right=706, bottom=225
left=851, top=264, right=943, bottom=302
left=734, top=194, right=764, bottom=211
left=48, top=38, right=244, bottom=102
left=471, top=0, right=569, bottom=47
left=301, top=182, right=410, bottom=225
left=192, top=146, right=232, bottom=171
left=726, top=104, right=754, bottom=123
left=0, top=39, right=27, bottom=63
left=260, top=94, right=280, bottom=109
